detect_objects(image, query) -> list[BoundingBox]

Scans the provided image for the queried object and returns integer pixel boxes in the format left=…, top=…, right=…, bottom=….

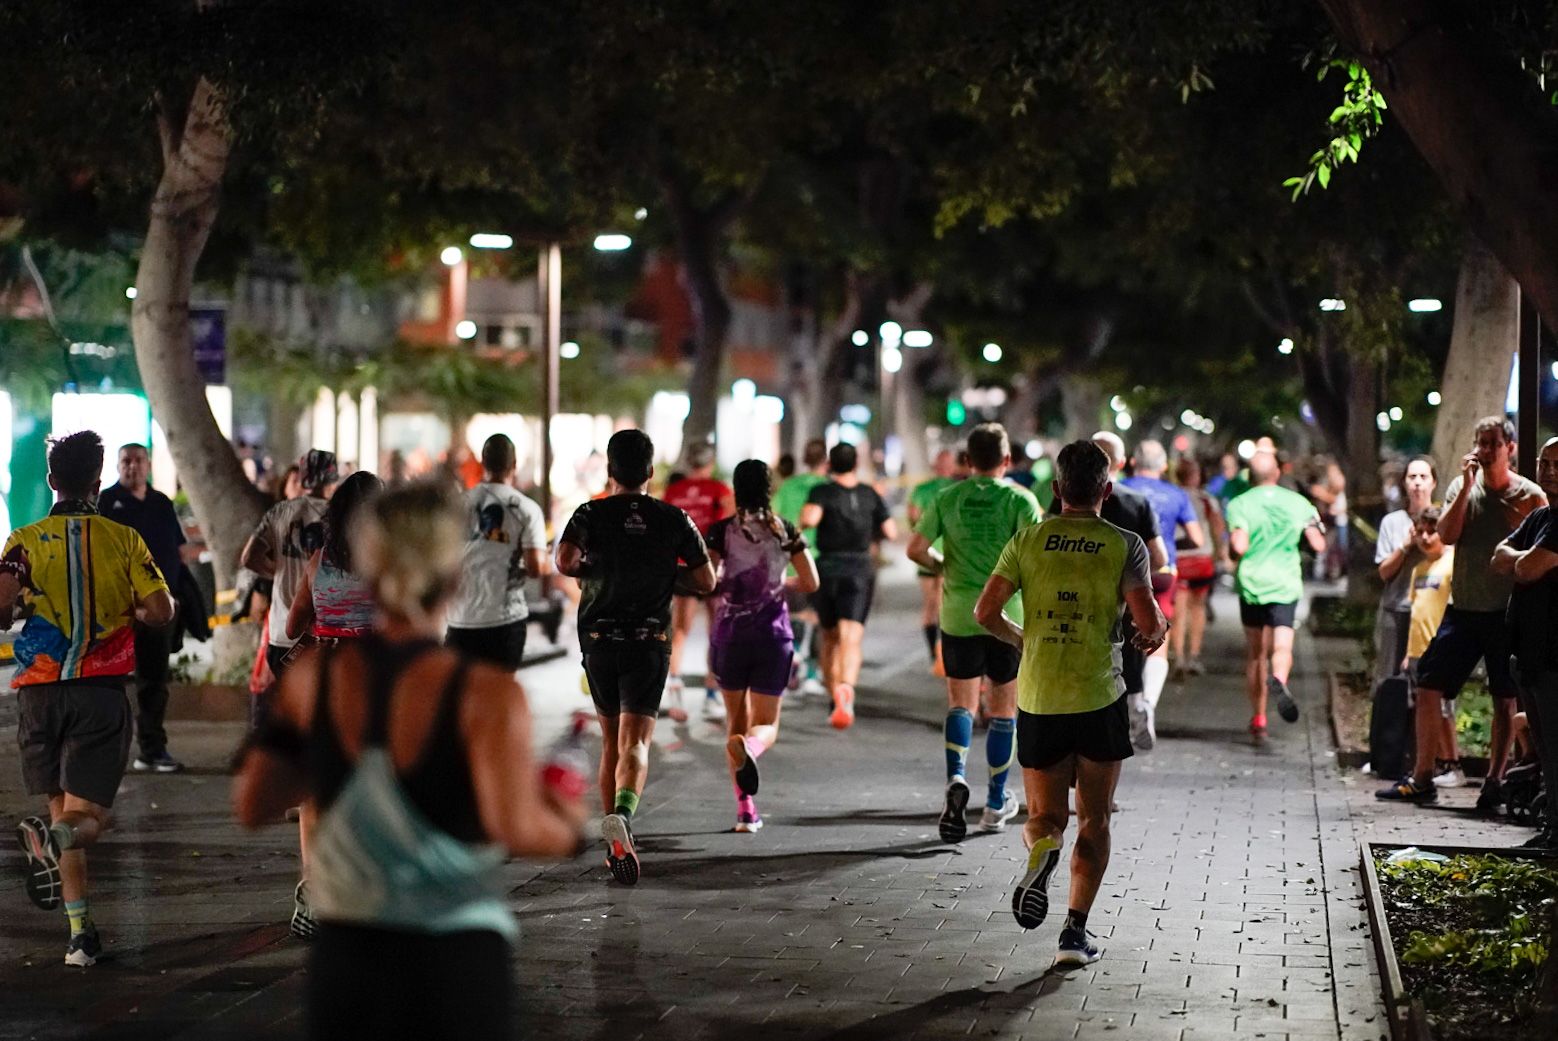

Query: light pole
left=538, top=242, right=562, bottom=525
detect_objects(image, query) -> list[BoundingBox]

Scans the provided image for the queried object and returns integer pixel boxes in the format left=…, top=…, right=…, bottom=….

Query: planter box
left=1360, top=841, right=1558, bottom=1041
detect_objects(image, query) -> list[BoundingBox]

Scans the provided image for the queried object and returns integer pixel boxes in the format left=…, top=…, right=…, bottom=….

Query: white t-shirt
left=447, top=482, right=548, bottom=628
left=1374, top=509, right=1416, bottom=613
left=252, top=496, right=329, bottom=648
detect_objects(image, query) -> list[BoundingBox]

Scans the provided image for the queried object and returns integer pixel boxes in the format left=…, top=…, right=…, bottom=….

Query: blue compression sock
left=986, top=716, right=1017, bottom=808
left=944, top=707, right=974, bottom=781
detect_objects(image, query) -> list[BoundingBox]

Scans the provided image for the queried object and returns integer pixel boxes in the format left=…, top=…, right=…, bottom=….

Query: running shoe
left=1126, top=694, right=1155, bottom=752
left=978, top=790, right=1021, bottom=833
left=702, top=690, right=726, bottom=721
left=734, top=802, right=764, bottom=833
left=64, top=925, right=102, bottom=968
left=1054, top=927, right=1102, bottom=968
left=800, top=676, right=826, bottom=698
left=132, top=752, right=185, bottom=773
left=939, top=778, right=970, bottom=843
left=1474, top=779, right=1504, bottom=817
left=829, top=684, right=855, bottom=729
left=602, top=814, right=640, bottom=886
left=1375, top=777, right=1437, bottom=803
left=1432, top=762, right=1467, bottom=789
left=732, top=737, right=760, bottom=796
left=290, top=880, right=316, bottom=940
left=16, top=817, right=62, bottom=911
left=1011, top=835, right=1061, bottom=930
left=1249, top=716, right=1268, bottom=743
left=663, top=677, right=688, bottom=723
left=1267, top=676, right=1299, bottom=723
left=1186, top=658, right=1205, bottom=677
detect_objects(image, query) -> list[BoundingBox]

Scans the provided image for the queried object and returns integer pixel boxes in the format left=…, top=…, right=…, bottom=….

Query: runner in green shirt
left=1225, top=450, right=1325, bottom=737
left=907, top=425, right=1041, bottom=843
left=907, top=449, right=960, bottom=668
left=772, top=439, right=829, bottom=696
left=975, top=439, right=1163, bottom=969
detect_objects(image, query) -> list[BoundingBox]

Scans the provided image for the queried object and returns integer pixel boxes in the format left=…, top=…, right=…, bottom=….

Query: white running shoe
left=979, top=790, right=1021, bottom=832
left=1433, top=764, right=1468, bottom=789
left=702, top=690, right=726, bottom=721
left=800, top=676, right=826, bottom=698
left=663, top=677, right=688, bottom=722
left=1127, top=693, right=1155, bottom=752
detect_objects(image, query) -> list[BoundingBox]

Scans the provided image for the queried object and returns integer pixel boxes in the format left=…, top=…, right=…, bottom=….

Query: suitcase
left=1368, top=676, right=1414, bottom=780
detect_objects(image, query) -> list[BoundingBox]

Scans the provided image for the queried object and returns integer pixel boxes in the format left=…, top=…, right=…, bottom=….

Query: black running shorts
left=17, top=681, right=133, bottom=807
left=811, top=572, right=876, bottom=627
left=940, top=632, right=1021, bottom=684
left=1238, top=600, right=1298, bottom=630
left=584, top=644, right=672, bottom=717
left=1016, top=698, right=1134, bottom=770
left=446, top=621, right=528, bottom=673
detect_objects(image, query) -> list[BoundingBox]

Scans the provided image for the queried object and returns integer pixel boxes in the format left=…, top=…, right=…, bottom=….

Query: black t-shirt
left=1505, top=505, right=1558, bottom=675
left=98, top=484, right=186, bottom=587
left=560, top=493, right=709, bottom=652
left=1100, top=484, right=1161, bottom=546
left=806, top=480, right=889, bottom=574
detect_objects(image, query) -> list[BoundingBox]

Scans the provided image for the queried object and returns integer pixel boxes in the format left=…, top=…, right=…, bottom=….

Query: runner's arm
left=233, top=651, right=316, bottom=826
left=1181, top=520, right=1205, bottom=550
left=905, top=533, right=942, bottom=573
left=134, top=588, right=175, bottom=628
left=788, top=546, right=820, bottom=595
left=0, top=542, right=29, bottom=629
left=799, top=503, right=823, bottom=530
left=974, top=575, right=1024, bottom=649
left=239, top=530, right=275, bottom=578
left=1125, top=587, right=1167, bottom=652
left=522, top=547, right=549, bottom=578
left=285, top=550, right=321, bottom=640
left=1302, top=522, right=1327, bottom=554
left=1229, top=528, right=1249, bottom=560
left=878, top=516, right=900, bottom=543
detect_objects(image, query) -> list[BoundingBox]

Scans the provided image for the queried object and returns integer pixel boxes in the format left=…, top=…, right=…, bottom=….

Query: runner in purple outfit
left=705, top=460, right=819, bottom=832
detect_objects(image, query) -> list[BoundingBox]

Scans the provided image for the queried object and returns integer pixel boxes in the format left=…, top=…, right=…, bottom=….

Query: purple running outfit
left=705, top=514, right=799, bottom=697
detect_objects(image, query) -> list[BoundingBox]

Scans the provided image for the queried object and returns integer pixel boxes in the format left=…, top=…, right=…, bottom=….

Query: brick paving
left=0, top=566, right=1534, bottom=1039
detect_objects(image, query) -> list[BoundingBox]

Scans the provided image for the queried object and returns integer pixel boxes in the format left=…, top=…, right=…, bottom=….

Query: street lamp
left=982, top=342, right=1002, bottom=363
left=593, top=233, right=632, bottom=252
left=560, top=340, right=580, bottom=359
left=455, top=320, right=477, bottom=340
left=440, top=246, right=464, bottom=266
left=469, top=233, right=514, bottom=250
left=851, top=330, right=869, bottom=347
left=903, top=329, right=933, bottom=348
left=1408, top=298, right=1442, bottom=312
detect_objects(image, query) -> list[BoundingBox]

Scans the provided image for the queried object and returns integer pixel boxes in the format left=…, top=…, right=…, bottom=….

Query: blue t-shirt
left=1119, top=476, right=1196, bottom=566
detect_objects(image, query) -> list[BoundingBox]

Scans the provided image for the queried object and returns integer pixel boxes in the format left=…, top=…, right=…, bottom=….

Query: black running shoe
left=64, top=925, right=102, bottom=968
left=1267, top=676, right=1299, bottom=723
left=939, top=778, right=970, bottom=844
left=1011, top=836, right=1062, bottom=930
left=603, top=814, right=640, bottom=886
left=290, top=880, right=316, bottom=940
left=17, top=817, right=62, bottom=911
left=1054, top=926, right=1102, bottom=968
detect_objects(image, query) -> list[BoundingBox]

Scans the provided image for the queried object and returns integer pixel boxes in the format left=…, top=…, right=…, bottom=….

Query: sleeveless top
left=1177, top=489, right=1216, bottom=560
left=307, top=635, right=516, bottom=941
left=311, top=551, right=376, bottom=638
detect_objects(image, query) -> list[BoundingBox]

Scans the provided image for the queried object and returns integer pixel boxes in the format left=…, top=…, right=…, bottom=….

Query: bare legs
left=596, top=712, right=657, bottom=814
left=1171, top=586, right=1209, bottom=663
left=48, top=794, right=109, bottom=905
left=1021, top=755, right=1120, bottom=917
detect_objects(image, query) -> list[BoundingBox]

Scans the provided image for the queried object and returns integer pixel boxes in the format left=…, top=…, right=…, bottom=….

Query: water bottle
left=541, top=711, right=593, bottom=801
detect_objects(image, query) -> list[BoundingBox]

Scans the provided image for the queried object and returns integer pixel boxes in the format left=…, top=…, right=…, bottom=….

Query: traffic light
left=946, top=399, right=967, bottom=425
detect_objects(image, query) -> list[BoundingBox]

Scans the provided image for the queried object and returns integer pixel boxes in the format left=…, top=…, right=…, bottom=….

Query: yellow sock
left=64, top=899, right=91, bottom=936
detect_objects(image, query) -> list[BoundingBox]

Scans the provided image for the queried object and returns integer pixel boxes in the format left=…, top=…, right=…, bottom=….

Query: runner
left=975, top=439, right=1165, bottom=968
left=286, top=471, right=384, bottom=646
left=556, top=430, right=715, bottom=884
left=234, top=481, right=587, bottom=1039
left=1226, top=450, right=1326, bottom=740
left=664, top=442, right=735, bottom=722
left=704, top=460, right=819, bottom=833
left=908, top=448, right=959, bottom=672
left=1091, top=433, right=1168, bottom=750
left=1168, top=457, right=1226, bottom=678
left=445, top=434, right=549, bottom=672
left=773, top=439, right=829, bottom=697
left=801, top=442, right=897, bottom=729
left=3, top=431, right=174, bottom=967
left=1373, top=456, right=1437, bottom=688
left=907, top=424, right=1041, bottom=843
left=241, top=450, right=338, bottom=686
left=1378, top=418, right=1544, bottom=809
left=98, top=442, right=188, bottom=773
left=1120, top=439, right=1203, bottom=722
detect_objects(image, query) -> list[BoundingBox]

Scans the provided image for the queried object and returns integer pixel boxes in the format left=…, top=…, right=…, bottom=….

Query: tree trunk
left=130, top=80, right=266, bottom=590
left=1344, top=355, right=1384, bottom=603
left=1317, top=0, right=1558, bottom=337
left=1431, top=239, right=1519, bottom=472
left=1059, top=373, right=1105, bottom=441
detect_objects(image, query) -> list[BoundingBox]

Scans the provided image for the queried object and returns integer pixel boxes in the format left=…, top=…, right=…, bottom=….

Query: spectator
left=1378, top=416, right=1544, bottom=809
left=1402, top=507, right=1461, bottom=787
left=1374, top=456, right=1438, bottom=687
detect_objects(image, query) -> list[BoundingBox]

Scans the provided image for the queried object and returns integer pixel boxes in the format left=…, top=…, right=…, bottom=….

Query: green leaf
left=1316, top=163, right=1331, bottom=189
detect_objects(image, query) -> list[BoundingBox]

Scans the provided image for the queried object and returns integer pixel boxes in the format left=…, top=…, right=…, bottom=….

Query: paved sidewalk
left=0, top=564, right=1529, bottom=1040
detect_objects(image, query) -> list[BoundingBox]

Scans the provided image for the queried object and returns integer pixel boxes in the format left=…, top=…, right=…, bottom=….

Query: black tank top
left=309, top=633, right=485, bottom=844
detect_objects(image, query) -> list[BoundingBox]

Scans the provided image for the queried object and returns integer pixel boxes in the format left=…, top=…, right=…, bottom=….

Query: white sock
left=1143, top=656, right=1169, bottom=710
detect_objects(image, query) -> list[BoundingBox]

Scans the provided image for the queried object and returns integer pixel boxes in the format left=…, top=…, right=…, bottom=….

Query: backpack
left=1368, top=676, right=1414, bottom=780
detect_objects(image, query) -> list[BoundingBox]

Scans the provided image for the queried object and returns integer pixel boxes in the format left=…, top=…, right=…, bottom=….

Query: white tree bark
left=130, top=79, right=266, bottom=589
left=1430, top=240, right=1519, bottom=474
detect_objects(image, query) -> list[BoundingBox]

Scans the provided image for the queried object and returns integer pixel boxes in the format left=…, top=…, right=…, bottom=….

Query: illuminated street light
left=1278, top=338, right=1294, bottom=354
left=1408, top=298, right=1442, bottom=313
left=982, top=342, right=1003, bottom=363
left=1318, top=298, right=1346, bottom=312
left=560, top=341, right=581, bottom=359
left=1427, top=390, right=1442, bottom=406
left=634, top=207, right=649, bottom=221
left=1116, top=412, right=1133, bottom=431
left=1180, top=409, right=1197, bottom=425
left=903, top=329, right=933, bottom=348
left=469, top=233, right=513, bottom=249
left=1237, top=439, right=1256, bottom=460
left=851, top=330, right=870, bottom=347
left=879, top=321, right=903, bottom=345
left=732, top=378, right=757, bottom=402
left=455, top=320, right=477, bottom=339
left=1389, top=406, right=1404, bottom=422
left=441, top=246, right=464, bottom=266
left=1110, top=395, right=1126, bottom=412
left=1376, top=411, right=1391, bottom=432
left=881, top=345, right=904, bottom=373
left=125, top=287, right=137, bottom=299
left=593, top=233, right=632, bottom=252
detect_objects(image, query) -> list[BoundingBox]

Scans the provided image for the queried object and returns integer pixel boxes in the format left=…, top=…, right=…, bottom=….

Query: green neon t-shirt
left=1225, top=485, right=1321, bottom=605
left=916, top=476, right=1041, bottom=636
left=773, top=473, right=827, bottom=549
left=993, top=515, right=1151, bottom=715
